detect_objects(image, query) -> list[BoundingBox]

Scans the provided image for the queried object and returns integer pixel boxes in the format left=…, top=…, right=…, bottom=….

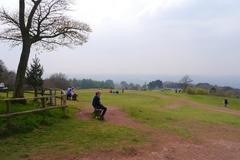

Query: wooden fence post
left=6, top=100, right=11, bottom=127
left=60, top=91, right=63, bottom=106
left=41, top=89, right=44, bottom=96
left=50, top=89, right=53, bottom=106
left=6, top=90, right=9, bottom=98
left=60, top=90, right=67, bottom=117
left=41, top=97, right=46, bottom=108
left=54, top=89, right=57, bottom=106
left=64, top=95, right=67, bottom=106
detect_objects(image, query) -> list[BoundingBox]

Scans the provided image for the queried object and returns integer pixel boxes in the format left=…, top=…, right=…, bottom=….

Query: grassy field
left=160, top=90, right=240, bottom=110
left=0, top=90, right=240, bottom=159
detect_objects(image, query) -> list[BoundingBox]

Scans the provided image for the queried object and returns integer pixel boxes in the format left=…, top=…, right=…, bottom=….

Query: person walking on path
left=224, top=99, right=229, bottom=107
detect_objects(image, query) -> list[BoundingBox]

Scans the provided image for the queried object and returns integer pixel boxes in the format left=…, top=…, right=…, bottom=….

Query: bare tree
left=180, top=75, right=193, bottom=91
left=0, top=0, right=91, bottom=98
left=44, top=73, right=69, bottom=89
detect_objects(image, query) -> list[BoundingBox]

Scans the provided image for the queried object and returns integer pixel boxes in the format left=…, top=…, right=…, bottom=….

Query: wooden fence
left=0, top=89, right=67, bottom=118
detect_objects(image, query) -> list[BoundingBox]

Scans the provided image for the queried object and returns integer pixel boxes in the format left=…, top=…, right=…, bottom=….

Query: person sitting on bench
left=72, top=92, right=78, bottom=101
left=66, top=87, right=78, bottom=100
left=66, top=87, right=73, bottom=100
left=92, top=91, right=107, bottom=120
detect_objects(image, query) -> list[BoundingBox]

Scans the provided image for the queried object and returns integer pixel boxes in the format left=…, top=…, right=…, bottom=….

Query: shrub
left=185, top=86, right=208, bottom=95
left=185, top=86, right=195, bottom=95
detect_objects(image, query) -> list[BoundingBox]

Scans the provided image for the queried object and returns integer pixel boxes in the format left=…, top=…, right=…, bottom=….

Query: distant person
left=72, top=90, right=78, bottom=101
left=224, top=99, right=229, bottom=107
left=66, top=87, right=74, bottom=100
left=122, top=88, right=124, bottom=94
left=92, top=91, right=107, bottom=120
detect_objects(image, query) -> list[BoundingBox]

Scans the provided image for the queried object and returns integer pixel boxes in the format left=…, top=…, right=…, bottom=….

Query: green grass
left=1, top=89, right=240, bottom=159
left=0, top=100, right=41, bottom=114
left=0, top=116, right=144, bottom=160
left=159, top=90, right=240, bottom=110
left=78, top=90, right=240, bottom=138
left=162, top=106, right=240, bottom=127
left=99, top=90, right=240, bottom=137
left=0, top=90, right=146, bottom=160
left=186, top=94, right=240, bottom=110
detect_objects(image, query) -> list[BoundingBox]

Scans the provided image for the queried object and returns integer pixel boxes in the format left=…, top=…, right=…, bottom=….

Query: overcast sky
left=0, top=0, right=240, bottom=84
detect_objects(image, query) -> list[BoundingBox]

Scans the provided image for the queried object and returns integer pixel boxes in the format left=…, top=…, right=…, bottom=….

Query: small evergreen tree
left=26, top=56, right=44, bottom=97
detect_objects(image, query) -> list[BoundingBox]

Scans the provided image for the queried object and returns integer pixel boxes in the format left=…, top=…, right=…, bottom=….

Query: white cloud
left=72, top=0, right=189, bottom=27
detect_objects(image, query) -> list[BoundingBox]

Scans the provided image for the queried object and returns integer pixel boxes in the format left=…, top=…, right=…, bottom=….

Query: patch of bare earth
left=74, top=106, right=240, bottom=160
left=76, top=107, right=143, bottom=128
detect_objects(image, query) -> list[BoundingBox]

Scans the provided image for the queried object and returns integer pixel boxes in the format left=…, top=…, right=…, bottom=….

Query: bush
left=185, top=86, right=195, bottom=95
left=185, top=86, right=208, bottom=95
left=196, top=88, right=208, bottom=95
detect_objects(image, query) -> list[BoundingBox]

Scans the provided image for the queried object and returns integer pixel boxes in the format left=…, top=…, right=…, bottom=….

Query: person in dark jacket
left=92, top=91, right=107, bottom=120
left=224, top=99, right=229, bottom=107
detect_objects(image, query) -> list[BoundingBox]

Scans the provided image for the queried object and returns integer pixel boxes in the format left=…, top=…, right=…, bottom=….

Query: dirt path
left=76, top=106, right=240, bottom=160
left=76, top=107, right=144, bottom=128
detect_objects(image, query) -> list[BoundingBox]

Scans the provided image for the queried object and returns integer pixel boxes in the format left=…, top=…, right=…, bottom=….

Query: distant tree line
left=0, top=59, right=16, bottom=90
left=43, top=74, right=115, bottom=89
left=1, top=58, right=240, bottom=98
left=68, top=79, right=114, bottom=89
left=118, top=81, right=142, bottom=90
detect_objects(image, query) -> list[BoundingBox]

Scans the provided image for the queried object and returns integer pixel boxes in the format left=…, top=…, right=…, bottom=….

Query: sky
left=0, top=0, right=240, bottom=86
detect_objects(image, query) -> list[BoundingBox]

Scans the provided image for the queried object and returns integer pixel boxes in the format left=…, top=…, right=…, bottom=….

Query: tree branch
left=0, top=0, right=91, bottom=50
left=0, top=9, right=20, bottom=27
left=26, top=0, right=41, bottom=32
left=19, top=0, right=26, bottom=35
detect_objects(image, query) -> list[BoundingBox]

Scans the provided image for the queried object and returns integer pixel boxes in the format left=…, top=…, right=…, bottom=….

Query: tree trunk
left=14, top=42, right=31, bottom=98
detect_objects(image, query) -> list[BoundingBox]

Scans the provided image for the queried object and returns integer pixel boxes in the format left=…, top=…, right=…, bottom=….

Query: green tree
left=104, top=80, right=115, bottom=88
left=0, top=0, right=91, bottom=98
left=148, top=80, right=163, bottom=90
left=26, top=55, right=43, bottom=97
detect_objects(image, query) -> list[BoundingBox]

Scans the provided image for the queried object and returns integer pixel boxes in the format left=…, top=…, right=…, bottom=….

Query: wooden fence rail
left=0, top=89, right=67, bottom=118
